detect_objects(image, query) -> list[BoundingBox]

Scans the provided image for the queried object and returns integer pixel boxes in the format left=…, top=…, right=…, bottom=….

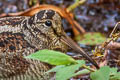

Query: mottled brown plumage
left=0, top=10, right=68, bottom=80
left=0, top=10, right=99, bottom=80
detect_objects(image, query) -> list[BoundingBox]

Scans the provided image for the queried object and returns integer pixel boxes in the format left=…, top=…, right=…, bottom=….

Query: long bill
left=61, top=32, right=99, bottom=69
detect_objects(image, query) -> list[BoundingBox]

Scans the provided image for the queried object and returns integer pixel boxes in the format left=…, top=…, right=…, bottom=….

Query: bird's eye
left=45, top=20, right=52, bottom=26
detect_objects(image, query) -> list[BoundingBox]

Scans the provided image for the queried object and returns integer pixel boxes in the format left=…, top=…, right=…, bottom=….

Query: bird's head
left=21, top=9, right=99, bottom=69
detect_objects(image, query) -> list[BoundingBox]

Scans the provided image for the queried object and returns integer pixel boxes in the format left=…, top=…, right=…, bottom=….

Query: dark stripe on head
left=22, top=20, right=28, bottom=30
left=46, top=10, right=55, bottom=19
left=37, top=10, right=46, bottom=19
left=28, top=16, right=35, bottom=26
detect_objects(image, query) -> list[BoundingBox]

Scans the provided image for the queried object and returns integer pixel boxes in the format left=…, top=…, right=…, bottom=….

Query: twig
left=73, top=20, right=86, bottom=33
left=66, top=0, right=86, bottom=35
left=82, top=65, right=96, bottom=72
left=99, top=50, right=108, bottom=67
left=106, top=42, right=120, bottom=50
left=67, top=0, right=86, bottom=12
left=110, top=22, right=120, bottom=37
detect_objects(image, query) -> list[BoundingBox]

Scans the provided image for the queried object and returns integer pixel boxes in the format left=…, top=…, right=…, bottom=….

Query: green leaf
left=56, top=60, right=85, bottom=80
left=25, top=49, right=77, bottom=65
left=75, top=32, right=106, bottom=45
left=90, top=66, right=110, bottom=80
left=110, top=68, right=118, bottom=75
left=110, top=68, right=120, bottom=80
left=110, top=72, right=120, bottom=80
left=47, top=65, right=65, bottom=73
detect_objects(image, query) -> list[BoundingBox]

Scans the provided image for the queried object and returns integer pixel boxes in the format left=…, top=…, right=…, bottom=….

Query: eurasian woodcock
left=0, top=9, right=99, bottom=80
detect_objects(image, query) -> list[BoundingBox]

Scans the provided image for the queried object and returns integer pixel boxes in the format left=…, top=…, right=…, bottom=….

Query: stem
left=109, top=22, right=120, bottom=37
left=73, top=69, right=90, bottom=76
left=82, top=65, right=96, bottom=72
left=67, top=0, right=86, bottom=12
left=73, top=65, right=96, bottom=77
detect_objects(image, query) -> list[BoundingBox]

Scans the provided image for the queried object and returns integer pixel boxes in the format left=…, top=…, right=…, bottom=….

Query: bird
left=0, top=9, right=99, bottom=80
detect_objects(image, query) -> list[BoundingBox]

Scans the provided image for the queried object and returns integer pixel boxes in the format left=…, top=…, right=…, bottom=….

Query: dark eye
left=45, top=20, right=52, bottom=26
